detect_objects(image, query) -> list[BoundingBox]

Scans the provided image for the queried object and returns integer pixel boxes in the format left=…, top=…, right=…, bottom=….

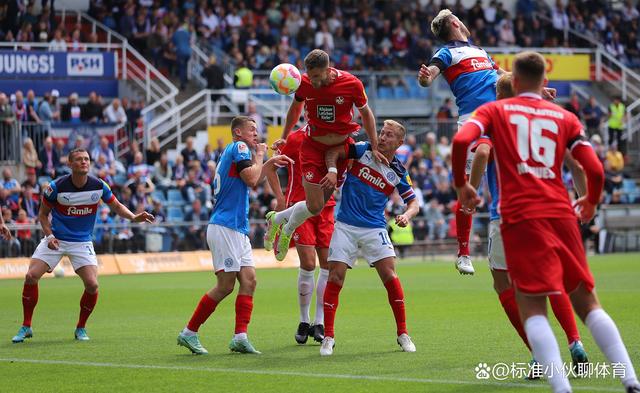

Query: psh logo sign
left=67, top=53, right=104, bottom=76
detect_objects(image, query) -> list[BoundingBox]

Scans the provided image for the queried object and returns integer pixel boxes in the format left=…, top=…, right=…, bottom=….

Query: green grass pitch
left=0, top=253, right=638, bottom=392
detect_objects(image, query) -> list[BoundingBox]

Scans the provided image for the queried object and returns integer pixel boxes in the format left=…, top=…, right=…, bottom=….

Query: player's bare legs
left=569, top=283, right=639, bottom=391
left=320, top=261, right=347, bottom=356
left=74, top=265, right=99, bottom=341
left=274, top=182, right=332, bottom=261
left=12, top=259, right=49, bottom=343
left=374, top=258, right=415, bottom=352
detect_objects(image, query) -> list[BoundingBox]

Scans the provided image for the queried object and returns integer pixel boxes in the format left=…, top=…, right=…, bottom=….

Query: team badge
left=224, top=258, right=233, bottom=268
left=293, top=232, right=299, bottom=241
left=237, top=142, right=248, bottom=152
left=386, top=171, right=397, bottom=183
left=335, top=96, right=344, bottom=105
left=305, top=171, right=314, bottom=181
left=44, top=185, right=53, bottom=197
left=91, top=193, right=100, bottom=202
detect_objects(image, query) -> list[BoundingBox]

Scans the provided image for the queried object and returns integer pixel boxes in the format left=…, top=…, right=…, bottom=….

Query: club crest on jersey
left=305, top=171, right=314, bottom=181
left=335, top=96, right=344, bottom=105
left=386, top=171, right=397, bottom=183
left=358, top=167, right=387, bottom=190
left=293, top=232, right=299, bottom=241
left=237, top=142, right=248, bottom=152
left=91, top=193, right=100, bottom=202
left=224, top=258, right=233, bottom=268
left=44, top=185, right=53, bottom=197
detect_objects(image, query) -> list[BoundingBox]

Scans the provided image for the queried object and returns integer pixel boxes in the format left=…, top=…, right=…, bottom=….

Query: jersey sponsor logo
left=316, top=105, right=335, bottom=122
left=470, top=58, right=493, bottom=71
left=335, top=96, right=344, bottom=105
left=66, top=205, right=95, bottom=216
left=358, top=166, right=388, bottom=191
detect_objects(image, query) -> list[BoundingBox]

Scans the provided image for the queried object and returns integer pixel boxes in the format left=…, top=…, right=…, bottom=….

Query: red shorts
left=501, top=218, right=595, bottom=296
left=300, top=134, right=352, bottom=187
left=291, top=204, right=335, bottom=248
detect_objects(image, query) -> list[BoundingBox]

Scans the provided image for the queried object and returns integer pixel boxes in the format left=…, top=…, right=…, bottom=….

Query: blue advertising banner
left=0, top=51, right=116, bottom=78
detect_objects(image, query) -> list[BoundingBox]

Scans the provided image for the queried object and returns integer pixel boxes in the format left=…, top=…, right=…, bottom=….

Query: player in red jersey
left=453, top=51, right=639, bottom=393
left=265, top=49, right=383, bottom=262
left=264, top=128, right=334, bottom=344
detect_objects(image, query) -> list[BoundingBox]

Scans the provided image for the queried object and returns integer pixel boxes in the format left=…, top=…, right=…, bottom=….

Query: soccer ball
left=53, top=266, right=65, bottom=278
left=269, top=63, right=302, bottom=95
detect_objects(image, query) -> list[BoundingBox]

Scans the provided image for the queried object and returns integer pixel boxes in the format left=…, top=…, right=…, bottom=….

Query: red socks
left=384, top=277, right=408, bottom=336
left=323, top=281, right=342, bottom=338
left=234, top=295, right=253, bottom=334
left=455, top=200, right=472, bottom=256
left=21, top=283, right=39, bottom=327
left=77, top=290, right=99, bottom=328
left=549, top=293, right=581, bottom=345
left=498, top=287, right=530, bottom=350
left=187, top=294, right=218, bottom=332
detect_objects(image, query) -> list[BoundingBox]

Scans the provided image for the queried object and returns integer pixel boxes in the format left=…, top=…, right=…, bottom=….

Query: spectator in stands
left=234, top=60, right=253, bottom=90
left=153, top=152, right=173, bottom=191
left=61, top=93, right=82, bottom=123
left=604, top=143, right=625, bottom=195
left=437, top=98, right=454, bottom=121
left=54, top=139, right=69, bottom=172
left=119, top=5, right=136, bottom=38
left=104, top=98, right=127, bottom=123
left=94, top=153, right=116, bottom=185
left=124, top=138, right=141, bottom=166
left=38, top=136, right=59, bottom=178
left=437, top=136, right=452, bottom=159
left=12, top=90, right=27, bottom=122
left=181, top=167, right=207, bottom=204
left=212, top=137, right=225, bottom=163
left=247, top=101, right=265, bottom=140
left=180, top=136, right=199, bottom=167
left=132, top=12, right=151, bottom=52
left=131, top=181, right=154, bottom=212
left=606, top=31, right=628, bottom=64
left=21, top=138, right=41, bottom=175
left=582, top=96, right=604, bottom=138
left=350, top=27, right=367, bottom=56
left=94, top=207, right=115, bottom=254
left=0, top=207, right=20, bottom=257
left=83, top=92, right=104, bottom=123
left=396, top=134, right=415, bottom=168
left=424, top=198, right=447, bottom=241
left=37, top=92, right=53, bottom=132
left=15, top=209, right=35, bottom=257
left=69, top=28, right=86, bottom=52
left=607, top=96, right=627, bottom=151
left=48, top=28, right=67, bottom=51
left=21, top=168, right=41, bottom=198
left=19, top=183, right=38, bottom=220
left=200, top=144, right=214, bottom=169
left=172, top=20, right=192, bottom=90
left=49, top=89, right=61, bottom=121
left=25, top=90, right=40, bottom=123
left=202, top=55, right=225, bottom=91
left=146, top=137, right=162, bottom=166
left=127, top=151, right=152, bottom=181
left=2, top=168, right=21, bottom=205
left=0, top=93, right=14, bottom=124
left=184, top=198, right=207, bottom=250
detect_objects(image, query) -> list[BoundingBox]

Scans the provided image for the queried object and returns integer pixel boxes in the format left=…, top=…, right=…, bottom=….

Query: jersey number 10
left=509, top=114, right=559, bottom=168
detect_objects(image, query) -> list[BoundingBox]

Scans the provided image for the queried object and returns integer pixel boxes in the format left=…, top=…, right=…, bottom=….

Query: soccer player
left=469, top=73, right=589, bottom=373
left=11, top=148, right=154, bottom=343
left=317, top=120, right=419, bottom=356
left=453, top=51, right=639, bottom=393
left=177, top=116, right=291, bottom=355
left=265, top=49, right=384, bottom=262
left=418, top=9, right=555, bottom=275
left=264, top=128, right=333, bottom=344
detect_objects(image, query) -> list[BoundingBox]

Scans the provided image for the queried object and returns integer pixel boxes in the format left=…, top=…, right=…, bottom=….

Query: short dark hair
left=68, top=147, right=89, bottom=161
left=496, top=73, right=514, bottom=99
left=231, top=116, right=256, bottom=133
left=513, top=51, right=546, bottom=85
left=304, top=49, right=330, bottom=70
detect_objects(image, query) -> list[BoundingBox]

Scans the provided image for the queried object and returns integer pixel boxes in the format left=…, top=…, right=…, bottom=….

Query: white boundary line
left=0, top=357, right=621, bottom=392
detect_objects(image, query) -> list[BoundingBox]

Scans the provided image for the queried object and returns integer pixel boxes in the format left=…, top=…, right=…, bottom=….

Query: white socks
left=298, top=268, right=315, bottom=323
left=283, top=201, right=313, bottom=235
left=181, top=327, right=197, bottom=336
left=314, top=268, right=329, bottom=325
left=233, top=332, right=247, bottom=341
left=585, top=308, right=639, bottom=388
left=524, top=315, right=572, bottom=393
left=274, top=204, right=296, bottom=225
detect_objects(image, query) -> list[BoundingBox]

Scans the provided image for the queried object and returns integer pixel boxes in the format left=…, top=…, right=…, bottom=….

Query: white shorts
left=328, top=221, right=396, bottom=268
left=487, top=220, right=507, bottom=271
left=206, top=224, right=254, bottom=273
left=32, top=237, right=98, bottom=272
left=457, top=113, right=474, bottom=175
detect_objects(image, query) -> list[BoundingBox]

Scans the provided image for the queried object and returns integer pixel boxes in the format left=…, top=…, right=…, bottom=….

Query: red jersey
left=461, top=93, right=588, bottom=224
left=279, top=129, right=336, bottom=207
left=294, top=68, right=368, bottom=136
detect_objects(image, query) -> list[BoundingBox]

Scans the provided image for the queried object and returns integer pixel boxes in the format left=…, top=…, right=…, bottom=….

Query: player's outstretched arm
left=264, top=158, right=287, bottom=211
left=320, top=145, right=348, bottom=191
left=395, top=198, right=420, bottom=228
left=570, top=143, right=605, bottom=223
left=469, top=143, right=490, bottom=190
left=273, top=99, right=304, bottom=150
left=108, top=199, right=155, bottom=223
left=358, top=105, right=387, bottom=165
left=418, top=64, right=441, bottom=87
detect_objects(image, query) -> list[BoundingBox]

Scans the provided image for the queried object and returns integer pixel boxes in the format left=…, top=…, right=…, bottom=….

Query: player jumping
left=177, top=116, right=291, bottom=355
left=11, top=148, right=154, bottom=343
left=453, top=51, right=639, bottom=393
left=317, top=120, right=419, bottom=356
left=418, top=9, right=555, bottom=275
left=265, top=49, right=384, bottom=262
left=264, top=128, right=333, bottom=344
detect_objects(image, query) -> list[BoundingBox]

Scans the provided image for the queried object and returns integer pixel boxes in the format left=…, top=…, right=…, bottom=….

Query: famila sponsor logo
left=470, top=58, right=493, bottom=70
left=358, top=167, right=386, bottom=190
left=67, top=206, right=93, bottom=216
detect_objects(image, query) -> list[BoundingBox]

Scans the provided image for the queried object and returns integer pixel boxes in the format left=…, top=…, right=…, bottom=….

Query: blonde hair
left=431, top=9, right=454, bottom=41
left=496, top=73, right=514, bottom=99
